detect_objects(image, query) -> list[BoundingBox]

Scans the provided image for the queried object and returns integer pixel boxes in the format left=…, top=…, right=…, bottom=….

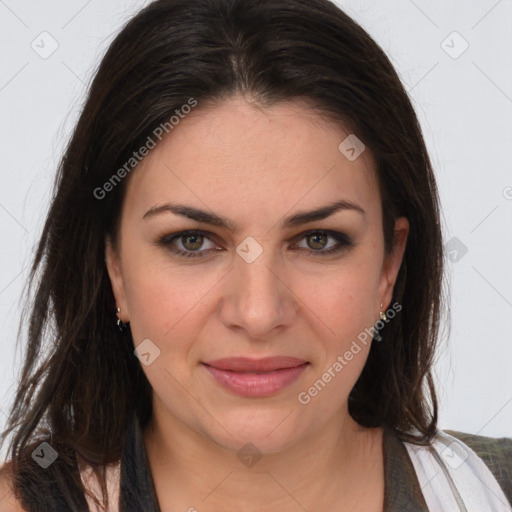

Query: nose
left=218, top=246, right=300, bottom=340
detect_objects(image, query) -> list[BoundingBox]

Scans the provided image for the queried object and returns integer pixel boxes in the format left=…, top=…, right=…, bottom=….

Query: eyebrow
left=142, top=199, right=366, bottom=230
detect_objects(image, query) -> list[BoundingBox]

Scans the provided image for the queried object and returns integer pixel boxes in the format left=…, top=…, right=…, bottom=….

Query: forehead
left=122, top=95, right=380, bottom=228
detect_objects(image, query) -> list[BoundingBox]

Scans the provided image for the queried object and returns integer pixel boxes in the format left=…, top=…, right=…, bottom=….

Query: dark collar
left=382, top=425, right=429, bottom=511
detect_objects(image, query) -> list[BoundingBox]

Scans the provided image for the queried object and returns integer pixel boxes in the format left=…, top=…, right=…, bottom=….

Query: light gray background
left=1, top=0, right=511, bottom=456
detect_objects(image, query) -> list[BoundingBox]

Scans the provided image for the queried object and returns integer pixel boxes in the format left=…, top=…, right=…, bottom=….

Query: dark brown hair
left=1, top=0, right=446, bottom=509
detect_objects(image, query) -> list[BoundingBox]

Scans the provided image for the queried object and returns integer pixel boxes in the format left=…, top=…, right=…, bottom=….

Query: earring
left=379, top=303, right=387, bottom=321
left=115, top=307, right=128, bottom=332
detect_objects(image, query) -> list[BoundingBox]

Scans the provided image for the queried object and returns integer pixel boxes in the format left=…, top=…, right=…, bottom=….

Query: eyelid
left=157, top=229, right=219, bottom=246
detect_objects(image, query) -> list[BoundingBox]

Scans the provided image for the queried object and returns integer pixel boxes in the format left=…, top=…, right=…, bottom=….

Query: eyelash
left=157, top=229, right=354, bottom=259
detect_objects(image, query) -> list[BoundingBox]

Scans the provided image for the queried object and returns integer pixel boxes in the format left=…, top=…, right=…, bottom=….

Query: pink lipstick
left=202, top=356, right=309, bottom=397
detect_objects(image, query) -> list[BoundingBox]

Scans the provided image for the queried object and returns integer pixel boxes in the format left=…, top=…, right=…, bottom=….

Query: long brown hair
left=1, top=0, right=446, bottom=509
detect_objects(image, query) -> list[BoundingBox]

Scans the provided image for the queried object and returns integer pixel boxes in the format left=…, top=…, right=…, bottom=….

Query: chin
left=203, top=409, right=305, bottom=454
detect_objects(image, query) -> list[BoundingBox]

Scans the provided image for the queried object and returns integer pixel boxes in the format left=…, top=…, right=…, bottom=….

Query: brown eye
left=306, top=232, right=328, bottom=250
left=181, top=233, right=204, bottom=251
left=293, top=230, right=354, bottom=256
left=157, top=230, right=218, bottom=258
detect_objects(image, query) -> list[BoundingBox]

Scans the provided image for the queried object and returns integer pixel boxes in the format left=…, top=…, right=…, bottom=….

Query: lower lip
left=202, top=363, right=309, bottom=397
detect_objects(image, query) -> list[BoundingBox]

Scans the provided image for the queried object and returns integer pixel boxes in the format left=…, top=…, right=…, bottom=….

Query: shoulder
left=0, top=462, right=27, bottom=512
left=444, top=429, right=512, bottom=468
left=443, top=429, right=512, bottom=506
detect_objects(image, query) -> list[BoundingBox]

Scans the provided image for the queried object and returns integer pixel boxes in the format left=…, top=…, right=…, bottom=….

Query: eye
left=157, top=230, right=220, bottom=258
left=156, top=229, right=354, bottom=258
left=292, top=230, right=354, bottom=256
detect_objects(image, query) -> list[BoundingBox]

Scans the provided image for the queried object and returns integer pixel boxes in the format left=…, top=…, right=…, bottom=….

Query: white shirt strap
left=403, top=430, right=512, bottom=512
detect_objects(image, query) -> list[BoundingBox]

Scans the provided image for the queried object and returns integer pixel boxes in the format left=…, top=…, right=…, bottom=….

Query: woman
left=1, top=0, right=511, bottom=510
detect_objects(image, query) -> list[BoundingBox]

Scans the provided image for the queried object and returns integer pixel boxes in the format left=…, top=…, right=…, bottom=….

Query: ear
left=105, top=236, right=130, bottom=322
left=377, top=216, right=409, bottom=314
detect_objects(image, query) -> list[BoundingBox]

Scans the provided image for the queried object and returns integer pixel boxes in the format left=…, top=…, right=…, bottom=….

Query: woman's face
left=106, top=95, right=408, bottom=452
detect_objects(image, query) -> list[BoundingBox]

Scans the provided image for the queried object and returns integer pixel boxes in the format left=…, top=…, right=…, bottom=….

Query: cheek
left=121, top=246, right=218, bottom=349
left=294, top=270, right=379, bottom=409
left=296, top=262, right=380, bottom=339
left=291, top=257, right=381, bottom=397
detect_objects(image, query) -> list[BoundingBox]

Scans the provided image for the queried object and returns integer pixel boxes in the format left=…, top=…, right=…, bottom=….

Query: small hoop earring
left=115, top=307, right=128, bottom=332
left=379, top=303, right=387, bottom=321
left=372, top=303, right=386, bottom=342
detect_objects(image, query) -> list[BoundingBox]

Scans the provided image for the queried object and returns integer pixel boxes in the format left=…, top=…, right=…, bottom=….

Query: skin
left=104, top=94, right=409, bottom=511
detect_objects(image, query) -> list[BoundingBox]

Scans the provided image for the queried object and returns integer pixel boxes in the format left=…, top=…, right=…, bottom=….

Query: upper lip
left=202, top=356, right=308, bottom=372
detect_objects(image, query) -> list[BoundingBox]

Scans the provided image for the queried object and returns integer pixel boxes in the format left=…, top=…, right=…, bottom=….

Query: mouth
left=202, top=356, right=308, bottom=372
left=201, top=357, right=309, bottom=397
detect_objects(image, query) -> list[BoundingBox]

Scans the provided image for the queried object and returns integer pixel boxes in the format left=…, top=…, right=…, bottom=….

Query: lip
left=202, top=357, right=309, bottom=397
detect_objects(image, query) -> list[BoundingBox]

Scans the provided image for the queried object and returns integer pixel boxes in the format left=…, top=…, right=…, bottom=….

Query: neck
left=143, top=403, right=385, bottom=511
